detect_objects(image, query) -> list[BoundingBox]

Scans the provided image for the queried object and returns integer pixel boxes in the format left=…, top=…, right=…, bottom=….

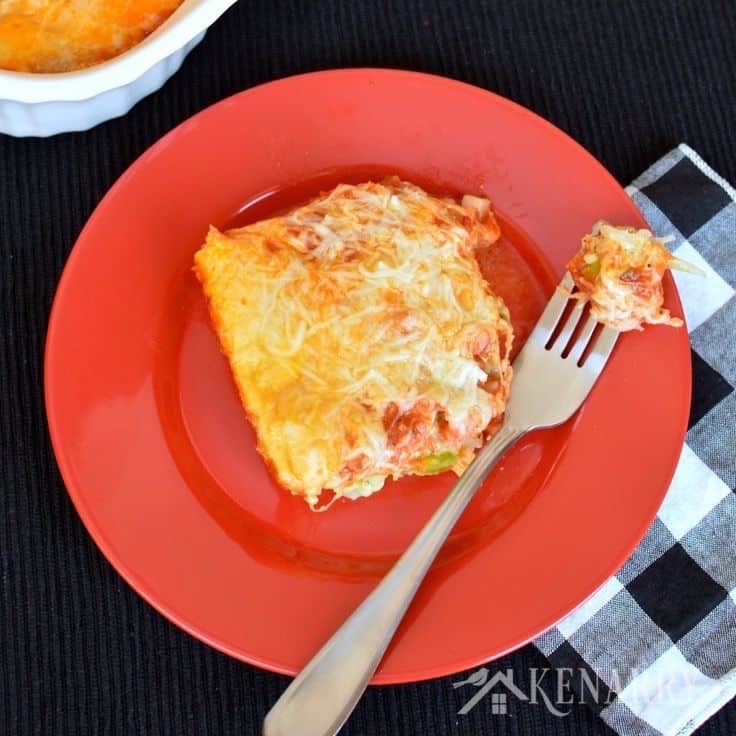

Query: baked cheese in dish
left=195, top=178, right=513, bottom=509
left=0, top=0, right=182, bottom=72
left=567, top=221, right=697, bottom=332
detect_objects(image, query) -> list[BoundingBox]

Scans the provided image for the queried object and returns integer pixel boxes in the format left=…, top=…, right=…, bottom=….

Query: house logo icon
left=453, top=668, right=529, bottom=715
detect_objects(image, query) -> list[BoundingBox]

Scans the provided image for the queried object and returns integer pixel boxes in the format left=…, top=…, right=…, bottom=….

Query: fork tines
left=537, top=272, right=619, bottom=367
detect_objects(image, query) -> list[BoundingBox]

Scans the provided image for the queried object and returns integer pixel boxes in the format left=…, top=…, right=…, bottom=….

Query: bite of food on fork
left=566, top=221, right=701, bottom=332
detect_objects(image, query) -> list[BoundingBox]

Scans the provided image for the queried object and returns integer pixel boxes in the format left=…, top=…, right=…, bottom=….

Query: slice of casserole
left=194, top=178, right=513, bottom=508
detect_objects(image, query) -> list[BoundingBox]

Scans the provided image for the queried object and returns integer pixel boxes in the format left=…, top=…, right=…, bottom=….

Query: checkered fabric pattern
left=534, top=144, right=736, bottom=736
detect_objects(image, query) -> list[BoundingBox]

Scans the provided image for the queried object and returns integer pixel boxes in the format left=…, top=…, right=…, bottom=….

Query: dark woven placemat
left=1, top=1, right=735, bottom=733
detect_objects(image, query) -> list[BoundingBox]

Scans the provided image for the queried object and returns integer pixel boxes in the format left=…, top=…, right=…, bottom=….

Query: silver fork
left=263, top=273, right=619, bottom=736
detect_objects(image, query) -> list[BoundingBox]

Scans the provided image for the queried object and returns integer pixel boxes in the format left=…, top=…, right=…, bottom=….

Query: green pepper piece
left=423, top=451, right=458, bottom=474
left=580, top=259, right=601, bottom=280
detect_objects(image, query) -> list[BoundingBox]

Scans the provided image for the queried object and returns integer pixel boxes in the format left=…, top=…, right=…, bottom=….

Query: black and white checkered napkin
left=534, top=144, right=736, bottom=736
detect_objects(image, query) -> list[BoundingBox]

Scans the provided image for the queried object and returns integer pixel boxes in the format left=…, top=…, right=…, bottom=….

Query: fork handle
left=263, top=423, right=524, bottom=736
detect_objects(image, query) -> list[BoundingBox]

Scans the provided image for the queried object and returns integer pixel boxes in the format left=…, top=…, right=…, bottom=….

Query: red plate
left=45, top=69, right=690, bottom=683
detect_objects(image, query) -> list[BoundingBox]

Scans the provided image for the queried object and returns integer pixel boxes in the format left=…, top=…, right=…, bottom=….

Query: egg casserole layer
left=195, top=178, right=513, bottom=508
left=0, top=0, right=182, bottom=72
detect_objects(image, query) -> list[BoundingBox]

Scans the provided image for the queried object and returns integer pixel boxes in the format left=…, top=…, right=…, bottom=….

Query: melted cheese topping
left=567, top=222, right=683, bottom=331
left=195, top=179, right=513, bottom=508
left=0, top=0, right=182, bottom=72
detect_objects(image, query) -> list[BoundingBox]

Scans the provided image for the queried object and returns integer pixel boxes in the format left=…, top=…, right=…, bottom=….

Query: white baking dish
left=0, top=0, right=238, bottom=137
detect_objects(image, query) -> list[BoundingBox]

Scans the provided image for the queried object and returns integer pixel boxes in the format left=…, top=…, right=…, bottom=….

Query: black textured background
left=2, top=1, right=735, bottom=734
